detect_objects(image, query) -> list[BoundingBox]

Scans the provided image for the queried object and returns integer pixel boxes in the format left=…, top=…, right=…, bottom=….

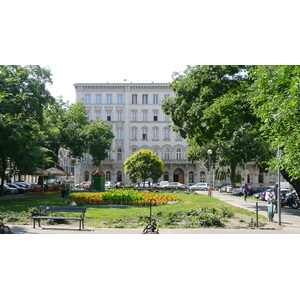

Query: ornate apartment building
left=69, top=82, right=209, bottom=185
left=58, top=81, right=280, bottom=188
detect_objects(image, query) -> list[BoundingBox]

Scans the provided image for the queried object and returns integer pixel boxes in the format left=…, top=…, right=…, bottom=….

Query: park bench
left=32, top=206, right=86, bottom=230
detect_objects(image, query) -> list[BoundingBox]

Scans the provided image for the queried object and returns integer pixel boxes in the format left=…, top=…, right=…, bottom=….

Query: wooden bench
left=32, top=206, right=86, bottom=230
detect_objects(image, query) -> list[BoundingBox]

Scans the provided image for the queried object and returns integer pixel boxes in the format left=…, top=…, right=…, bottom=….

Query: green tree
left=84, top=119, right=114, bottom=166
left=124, top=149, right=164, bottom=183
left=162, top=65, right=269, bottom=187
left=249, top=65, right=300, bottom=195
left=0, top=65, right=55, bottom=194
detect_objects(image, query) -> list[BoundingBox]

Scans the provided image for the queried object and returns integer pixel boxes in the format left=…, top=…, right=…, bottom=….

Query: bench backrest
left=39, top=206, right=86, bottom=214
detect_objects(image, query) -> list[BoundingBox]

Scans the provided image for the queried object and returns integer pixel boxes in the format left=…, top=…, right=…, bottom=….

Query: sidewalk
left=6, top=190, right=300, bottom=234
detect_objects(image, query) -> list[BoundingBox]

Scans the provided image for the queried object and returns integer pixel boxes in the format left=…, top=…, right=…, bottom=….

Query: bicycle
left=0, top=217, right=12, bottom=234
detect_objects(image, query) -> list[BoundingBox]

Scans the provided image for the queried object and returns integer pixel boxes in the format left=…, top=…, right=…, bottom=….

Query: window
left=117, top=171, right=122, bottom=182
left=96, top=111, right=101, bottom=120
left=96, top=94, right=102, bottom=104
left=132, top=111, right=137, bottom=121
left=164, top=94, right=170, bottom=99
left=142, top=128, right=148, bottom=140
left=189, top=172, right=194, bottom=184
left=132, top=94, right=137, bottom=104
left=106, top=171, right=111, bottom=181
left=84, top=94, right=91, bottom=104
left=131, top=128, right=137, bottom=140
left=258, top=174, right=264, bottom=184
left=176, top=149, right=182, bottom=160
left=165, top=114, right=170, bottom=121
left=142, top=111, right=148, bottom=121
left=106, top=94, right=112, bottom=104
left=107, top=111, right=112, bottom=121
left=117, top=129, right=123, bottom=139
left=132, top=148, right=137, bottom=155
left=200, top=171, right=206, bottom=183
left=153, top=111, right=158, bottom=121
left=176, top=132, right=182, bottom=140
left=142, top=94, right=148, bottom=104
left=117, top=148, right=122, bottom=160
left=164, top=148, right=170, bottom=160
left=164, top=128, right=170, bottom=139
left=153, top=147, right=159, bottom=156
left=153, top=94, right=159, bottom=104
left=118, top=94, right=123, bottom=104
left=117, top=111, right=123, bottom=121
left=153, top=128, right=158, bottom=140
left=164, top=171, right=169, bottom=181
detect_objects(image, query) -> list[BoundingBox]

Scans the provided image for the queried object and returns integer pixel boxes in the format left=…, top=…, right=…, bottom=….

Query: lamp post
left=207, top=149, right=212, bottom=189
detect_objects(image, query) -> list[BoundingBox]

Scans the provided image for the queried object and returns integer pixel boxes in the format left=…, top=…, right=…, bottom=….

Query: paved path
left=6, top=190, right=300, bottom=234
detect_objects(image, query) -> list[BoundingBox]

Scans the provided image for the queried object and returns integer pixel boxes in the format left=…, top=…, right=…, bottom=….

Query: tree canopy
left=0, top=65, right=114, bottom=194
left=162, top=65, right=269, bottom=187
left=124, top=149, right=164, bottom=183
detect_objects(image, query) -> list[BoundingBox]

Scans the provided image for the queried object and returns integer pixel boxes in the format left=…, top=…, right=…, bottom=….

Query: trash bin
left=267, top=204, right=275, bottom=222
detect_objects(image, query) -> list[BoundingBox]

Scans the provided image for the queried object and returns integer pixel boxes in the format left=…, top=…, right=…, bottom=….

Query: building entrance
left=173, top=168, right=184, bottom=183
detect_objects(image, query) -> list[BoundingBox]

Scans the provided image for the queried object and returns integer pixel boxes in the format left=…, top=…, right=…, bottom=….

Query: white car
left=189, top=183, right=209, bottom=191
left=159, top=181, right=170, bottom=187
left=105, top=181, right=116, bottom=189
left=164, top=182, right=186, bottom=189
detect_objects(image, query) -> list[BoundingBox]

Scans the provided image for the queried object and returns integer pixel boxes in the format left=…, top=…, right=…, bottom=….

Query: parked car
left=6, top=183, right=27, bottom=194
left=189, top=183, right=209, bottom=191
left=159, top=181, right=170, bottom=187
left=220, top=184, right=231, bottom=192
left=79, top=181, right=91, bottom=189
left=232, top=186, right=268, bottom=196
left=265, top=188, right=292, bottom=202
left=105, top=181, right=116, bottom=189
left=215, top=183, right=230, bottom=190
left=164, top=182, right=186, bottom=189
left=3, top=184, right=18, bottom=195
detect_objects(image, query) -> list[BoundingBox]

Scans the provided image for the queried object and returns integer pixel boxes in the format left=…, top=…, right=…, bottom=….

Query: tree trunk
left=280, top=169, right=300, bottom=198
left=230, top=164, right=237, bottom=188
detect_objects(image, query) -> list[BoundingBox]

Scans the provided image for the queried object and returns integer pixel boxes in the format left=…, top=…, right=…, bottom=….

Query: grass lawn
left=0, top=191, right=266, bottom=228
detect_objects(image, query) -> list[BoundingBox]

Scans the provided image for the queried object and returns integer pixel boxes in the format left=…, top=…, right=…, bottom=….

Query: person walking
left=61, top=181, right=66, bottom=199
left=207, top=185, right=212, bottom=197
left=242, top=181, right=249, bottom=202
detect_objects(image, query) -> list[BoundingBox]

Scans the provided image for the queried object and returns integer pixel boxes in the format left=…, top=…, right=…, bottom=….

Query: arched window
left=189, top=171, right=194, bottom=184
left=200, top=171, right=206, bottom=183
left=106, top=171, right=111, bottom=181
left=164, top=148, right=170, bottom=160
left=117, top=171, right=122, bottom=182
left=132, top=147, right=137, bottom=155
left=117, top=148, right=122, bottom=160
left=84, top=171, right=89, bottom=181
left=176, top=149, right=182, bottom=160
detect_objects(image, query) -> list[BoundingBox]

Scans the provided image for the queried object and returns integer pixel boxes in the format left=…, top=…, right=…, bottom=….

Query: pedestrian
left=242, top=181, right=249, bottom=202
left=208, top=185, right=212, bottom=197
left=66, top=181, right=71, bottom=198
left=61, top=181, right=66, bottom=199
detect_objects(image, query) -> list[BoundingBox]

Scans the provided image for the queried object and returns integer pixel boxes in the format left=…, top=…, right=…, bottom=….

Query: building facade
left=64, top=81, right=279, bottom=188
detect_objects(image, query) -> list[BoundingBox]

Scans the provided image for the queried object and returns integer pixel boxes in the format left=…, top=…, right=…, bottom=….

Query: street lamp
left=207, top=149, right=212, bottom=189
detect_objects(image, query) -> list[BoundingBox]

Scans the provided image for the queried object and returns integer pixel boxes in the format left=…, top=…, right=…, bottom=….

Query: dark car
left=6, top=183, right=27, bottom=194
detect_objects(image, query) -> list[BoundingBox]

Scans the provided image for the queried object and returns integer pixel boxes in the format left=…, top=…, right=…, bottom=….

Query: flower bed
left=68, top=190, right=180, bottom=206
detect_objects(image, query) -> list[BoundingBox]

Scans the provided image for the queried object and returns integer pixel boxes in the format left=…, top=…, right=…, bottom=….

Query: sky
left=2, top=0, right=299, bottom=105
